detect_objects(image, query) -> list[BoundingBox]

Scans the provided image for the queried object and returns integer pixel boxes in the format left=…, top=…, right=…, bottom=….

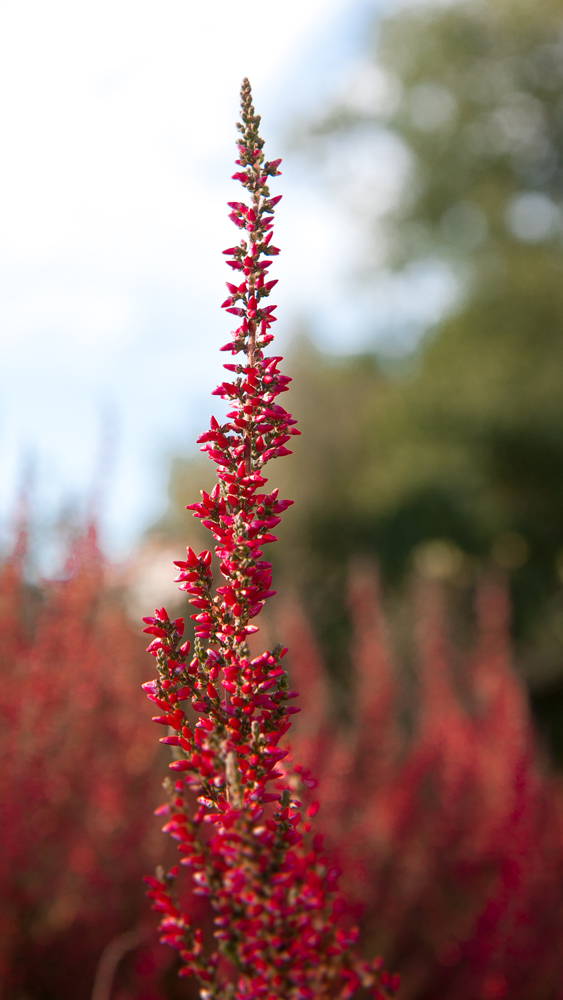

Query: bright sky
left=0, top=0, right=450, bottom=558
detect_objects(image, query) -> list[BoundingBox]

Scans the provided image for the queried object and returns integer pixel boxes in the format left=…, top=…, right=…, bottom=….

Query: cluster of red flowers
left=280, top=565, right=563, bottom=1000
left=142, top=79, right=399, bottom=1000
left=3, top=518, right=563, bottom=1000
left=0, top=527, right=165, bottom=1000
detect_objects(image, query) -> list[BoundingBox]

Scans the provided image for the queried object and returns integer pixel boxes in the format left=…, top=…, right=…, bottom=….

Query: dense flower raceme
left=142, top=79, right=399, bottom=1000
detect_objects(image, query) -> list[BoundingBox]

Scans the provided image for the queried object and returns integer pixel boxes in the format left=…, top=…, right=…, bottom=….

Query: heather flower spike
left=142, top=78, right=398, bottom=1000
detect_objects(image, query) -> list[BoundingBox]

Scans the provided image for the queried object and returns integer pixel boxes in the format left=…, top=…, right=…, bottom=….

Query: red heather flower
left=281, top=567, right=563, bottom=1000
left=142, top=78, right=398, bottom=1000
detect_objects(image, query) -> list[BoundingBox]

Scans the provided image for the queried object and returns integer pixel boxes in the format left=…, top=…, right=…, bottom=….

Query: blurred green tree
left=295, top=0, right=563, bottom=685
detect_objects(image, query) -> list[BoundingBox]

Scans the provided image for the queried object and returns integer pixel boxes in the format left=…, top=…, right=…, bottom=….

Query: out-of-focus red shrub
left=0, top=526, right=168, bottom=1000
left=282, top=564, right=563, bottom=1000
left=3, top=518, right=563, bottom=1000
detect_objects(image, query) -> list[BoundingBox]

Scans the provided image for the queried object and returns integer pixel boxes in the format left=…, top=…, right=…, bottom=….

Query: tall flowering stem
left=142, top=79, right=399, bottom=1000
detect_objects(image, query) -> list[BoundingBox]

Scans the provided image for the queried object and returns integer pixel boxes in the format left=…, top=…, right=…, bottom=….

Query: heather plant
left=280, top=566, right=563, bottom=1000
left=0, top=525, right=167, bottom=1000
left=142, top=80, right=399, bottom=1000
